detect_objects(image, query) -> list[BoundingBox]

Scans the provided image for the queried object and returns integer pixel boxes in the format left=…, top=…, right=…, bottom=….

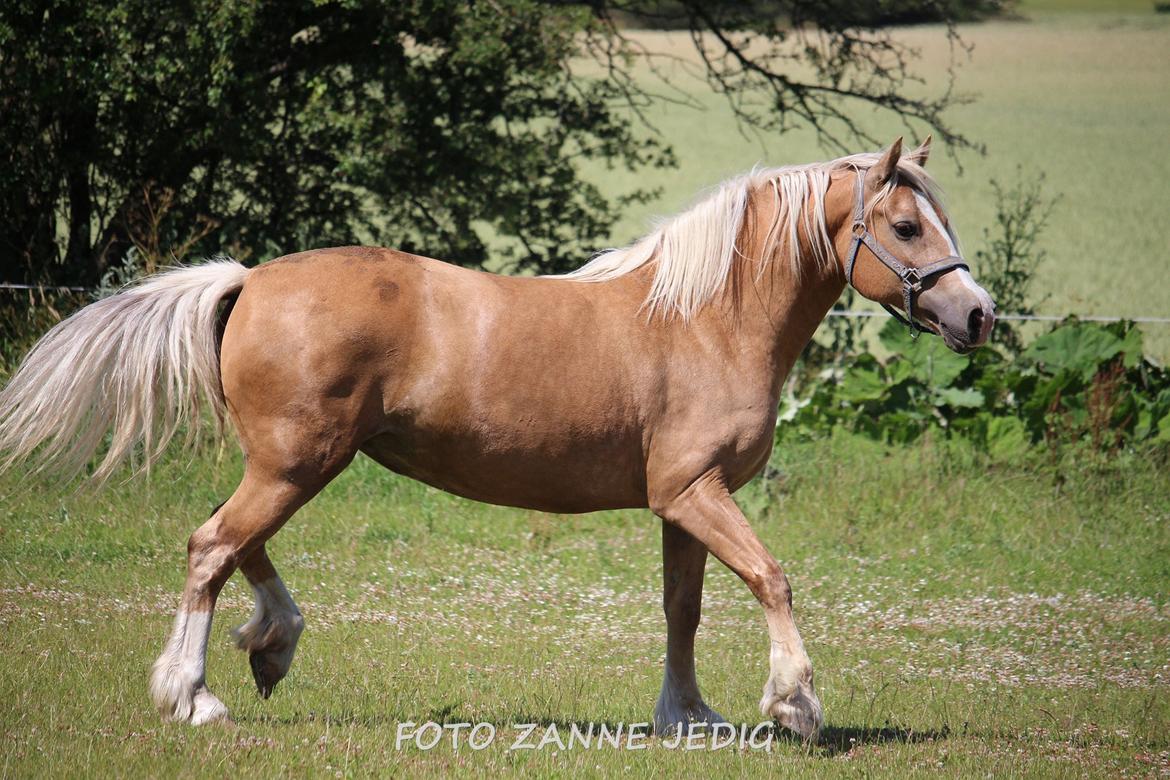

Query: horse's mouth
left=917, top=310, right=976, bottom=354
left=940, top=325, right=977, bottom=354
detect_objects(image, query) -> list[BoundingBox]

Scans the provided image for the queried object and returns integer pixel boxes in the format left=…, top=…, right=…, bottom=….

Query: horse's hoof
left=653, top=704, right=730, bottom=736
left=190, top=688, right=233, bottom=726
left=249, top=652, right=280, bottom=699
left=235, top=611, right=301, bottom=700
left=762, top=683, right=823, bottom=743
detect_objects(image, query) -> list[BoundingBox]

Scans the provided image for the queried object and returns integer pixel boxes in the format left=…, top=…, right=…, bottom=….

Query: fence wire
left=826, top=310, right=1170, bottom=325
left=2, top=282, right=1168, bottom=324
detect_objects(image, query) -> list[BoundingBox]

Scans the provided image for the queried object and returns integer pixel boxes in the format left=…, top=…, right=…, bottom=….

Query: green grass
left=4, top=7, right=1170, bottom=778
left=582, top=10, right=1170, bottom=360
left=2, top=434, right=1167, bottom=777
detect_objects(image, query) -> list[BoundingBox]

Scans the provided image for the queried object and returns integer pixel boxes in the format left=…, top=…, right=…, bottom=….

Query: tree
left=0, top=0, right=993, bottom=288
left=586, top=0, right=995, bottom=150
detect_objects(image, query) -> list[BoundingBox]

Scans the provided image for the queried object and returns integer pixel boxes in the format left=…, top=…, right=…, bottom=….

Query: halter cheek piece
left=844, top=170, right=969, bottom=337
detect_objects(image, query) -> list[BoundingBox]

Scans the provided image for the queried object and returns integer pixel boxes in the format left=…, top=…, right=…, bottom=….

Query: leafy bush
left=972, top=170, right=1058, bottom=354
left=778, top=318, right=1170, bottom=456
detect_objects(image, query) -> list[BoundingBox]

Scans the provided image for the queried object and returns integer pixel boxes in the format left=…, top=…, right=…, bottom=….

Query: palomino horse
left=0, top=138, right=994, bottom=738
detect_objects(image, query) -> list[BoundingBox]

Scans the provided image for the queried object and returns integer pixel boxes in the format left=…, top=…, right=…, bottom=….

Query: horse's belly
left=358, top=428, right=649, bottom=514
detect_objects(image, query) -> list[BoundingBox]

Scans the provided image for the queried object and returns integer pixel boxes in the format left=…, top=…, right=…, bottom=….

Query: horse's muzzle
left=936, top=302, right=995, bottom=353
left=918, top=270, right=996, bottom=354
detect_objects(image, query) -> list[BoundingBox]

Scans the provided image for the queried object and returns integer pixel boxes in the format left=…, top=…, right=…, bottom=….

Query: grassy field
left=586, top=6, right=1170, bottom=359
left=1, top=434, right=1167, bottom=777
left=4, top=4, right=1170, bottom=779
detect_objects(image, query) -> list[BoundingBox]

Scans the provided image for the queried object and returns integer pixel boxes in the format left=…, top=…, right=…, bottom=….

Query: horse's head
left=834, top=138, right=995, bottom=354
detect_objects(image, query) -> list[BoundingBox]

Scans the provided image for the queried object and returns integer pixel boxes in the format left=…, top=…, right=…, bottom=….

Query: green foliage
left=1, top=0, right=983, bottom=290
left=779, top=318, right=1170, bottom=453
left=972, top=170, right=1058, bottom=353
left=0, top=0, right=672, bottom=286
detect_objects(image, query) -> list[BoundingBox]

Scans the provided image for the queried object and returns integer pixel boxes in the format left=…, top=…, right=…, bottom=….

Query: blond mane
left=556, top=152, right=951, bottom=320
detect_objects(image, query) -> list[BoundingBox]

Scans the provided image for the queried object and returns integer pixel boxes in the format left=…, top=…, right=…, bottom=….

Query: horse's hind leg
left=150, top=459, right=348, bottom=724
left=653, top=522, right=727, bottom=734
left=232, top=546, right=304, bottom=699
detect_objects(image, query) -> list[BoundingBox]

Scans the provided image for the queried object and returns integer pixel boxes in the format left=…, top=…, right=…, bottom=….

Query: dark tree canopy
left=0, top=0, right=994, bottom=288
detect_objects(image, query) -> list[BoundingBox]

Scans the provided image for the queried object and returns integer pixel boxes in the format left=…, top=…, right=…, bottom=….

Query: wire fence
left=826, top=310, right=1170, bottom=325
left=2, top=281, right=1168, bottom=325
left=0, top=283, right=89, bottom=292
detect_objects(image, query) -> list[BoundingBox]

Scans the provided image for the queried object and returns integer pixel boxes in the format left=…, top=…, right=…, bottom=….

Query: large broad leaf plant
left=778, top=319, right=1170, bottom=456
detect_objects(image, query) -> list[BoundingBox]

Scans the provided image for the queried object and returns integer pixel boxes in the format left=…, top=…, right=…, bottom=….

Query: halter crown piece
left=844, top=170, right=969, bottom=338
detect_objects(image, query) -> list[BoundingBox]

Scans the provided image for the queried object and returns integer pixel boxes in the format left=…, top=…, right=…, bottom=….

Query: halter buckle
left=851, top=221, right=866, bottom=239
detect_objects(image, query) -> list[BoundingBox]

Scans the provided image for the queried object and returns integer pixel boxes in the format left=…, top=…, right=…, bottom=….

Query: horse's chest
left=650, top=396, right=778, bottom=495
left=722, top=408, right=779, bottom=489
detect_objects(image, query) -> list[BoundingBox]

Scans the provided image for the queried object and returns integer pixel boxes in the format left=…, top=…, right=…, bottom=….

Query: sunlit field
left=2, top=435, right=1167, bottom=777
left=587, top=7, right=1170, bottom=359
left=2, top=3, right=1169, bottom=778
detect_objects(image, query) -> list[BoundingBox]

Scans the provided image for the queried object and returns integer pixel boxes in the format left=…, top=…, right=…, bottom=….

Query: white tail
left=0, top=259, right=250, bottom=482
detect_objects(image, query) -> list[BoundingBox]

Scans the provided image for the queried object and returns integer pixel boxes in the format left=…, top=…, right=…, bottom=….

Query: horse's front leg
left=653, top=522, right=728, bottom=734
left=655, top=473, right=823, bottom=741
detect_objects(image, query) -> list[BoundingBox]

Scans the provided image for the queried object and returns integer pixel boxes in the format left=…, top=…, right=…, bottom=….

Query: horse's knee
left=750, top=561, right=791, bottom=610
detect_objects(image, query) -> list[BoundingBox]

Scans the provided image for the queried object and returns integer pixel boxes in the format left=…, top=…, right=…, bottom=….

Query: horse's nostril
left=967, top=307, right=984, bottom=344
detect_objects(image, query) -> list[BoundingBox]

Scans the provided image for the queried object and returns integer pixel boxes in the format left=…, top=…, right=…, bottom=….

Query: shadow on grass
left=240, top=711, right=405, bottom=728
left=810, top=724, right=950, bottom=756
left=239, top=706, right=949, bottom=759
left=237, top=706, right=632, bottom=733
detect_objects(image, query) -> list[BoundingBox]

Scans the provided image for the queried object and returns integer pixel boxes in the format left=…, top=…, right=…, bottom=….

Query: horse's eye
left=893, top=222, right=917, bottom=240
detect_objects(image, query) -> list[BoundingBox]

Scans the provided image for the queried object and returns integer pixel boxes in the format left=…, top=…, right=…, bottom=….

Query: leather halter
left=844, top=170, right=968, bottom=337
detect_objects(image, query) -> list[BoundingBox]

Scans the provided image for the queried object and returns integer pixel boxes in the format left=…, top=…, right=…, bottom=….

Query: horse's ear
left=871, top=137, right=903, bottom=186
left=908, top=134, right=932, bottom=167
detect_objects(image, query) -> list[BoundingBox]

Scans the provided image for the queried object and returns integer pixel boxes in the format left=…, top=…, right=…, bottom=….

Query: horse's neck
left=734, top=179, right=850, bottom=393
left=597, top=176, right=850, bottom=396
left=719, top=258, right=847, bottom=396
left=601, top=238, right=844, bottom=399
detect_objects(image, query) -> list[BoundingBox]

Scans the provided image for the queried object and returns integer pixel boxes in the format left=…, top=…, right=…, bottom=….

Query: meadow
left=591, top=5, right=1170, bottom=359
left=1, top=435, right=1167, bottom=777
left=3, top=2, right=1170, bottom=778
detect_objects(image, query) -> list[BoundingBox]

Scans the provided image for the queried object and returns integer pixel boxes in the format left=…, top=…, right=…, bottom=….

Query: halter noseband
left=844, top=170, right=968, bottom=337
